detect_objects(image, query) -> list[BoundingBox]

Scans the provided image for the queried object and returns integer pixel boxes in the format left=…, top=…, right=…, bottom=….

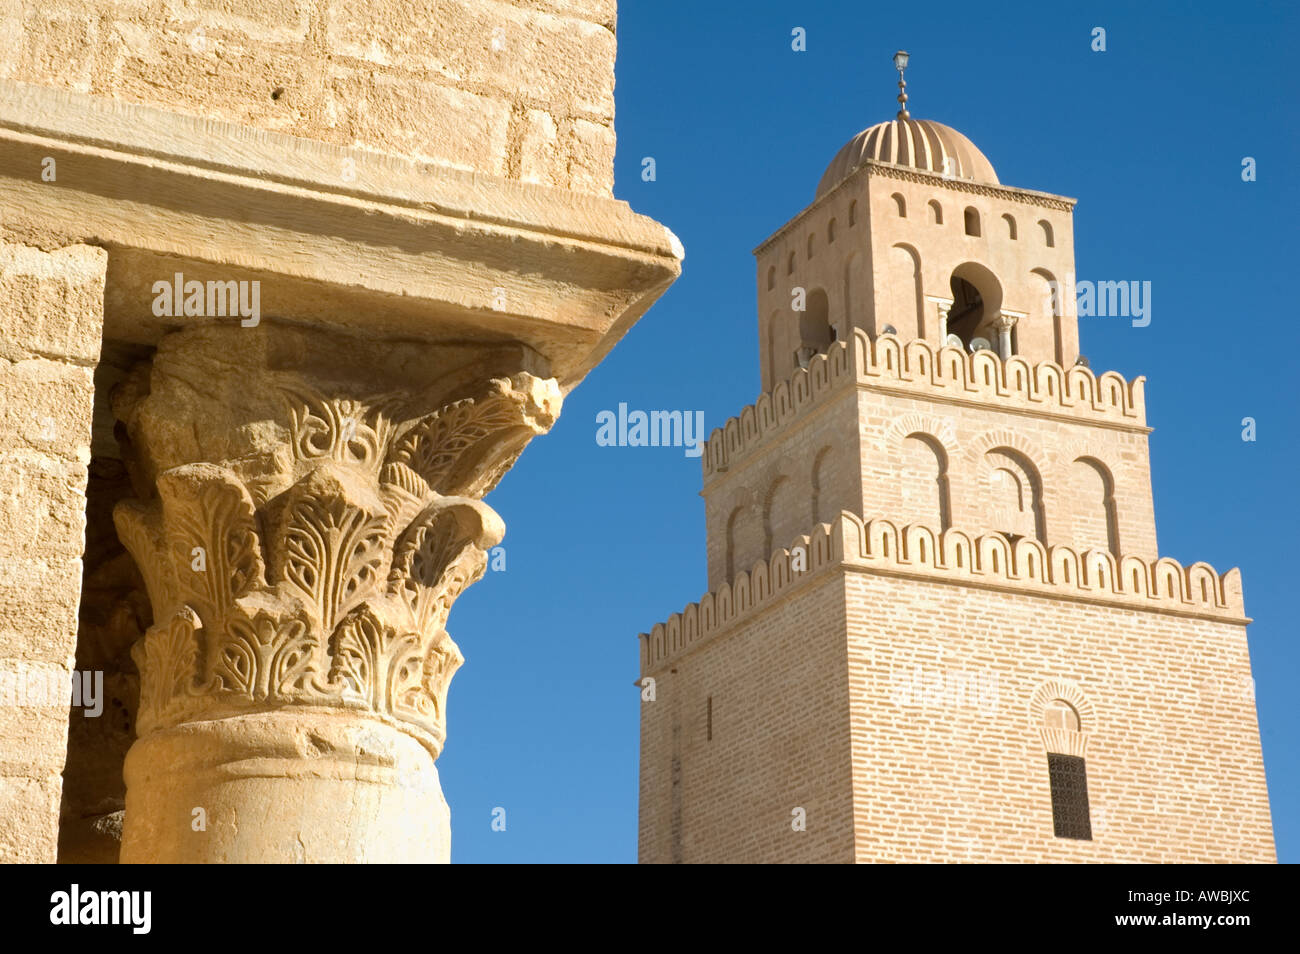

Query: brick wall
left=845, top=570, right=1273, bottom=863
left=640, top=557, right=1273, bottom=863
left=638, top=573, right=854, bottom=864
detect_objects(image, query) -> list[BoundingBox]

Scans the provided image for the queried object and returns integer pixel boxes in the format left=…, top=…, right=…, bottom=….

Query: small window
left=964, top=206, right=981, bottom=237
left=1003, top=213, right=1017, bottom=240
left=827, top=218, right=837, bottom=243
left=1039, top=219, right=1055, bottom=247
left=766, top=265, right=775, bottom=290
left=891, top=192, right=906, bottom=217
left=807, top=234, right=814, bottom=259
left=928, top=199, right=943, bottom=224
left=787, top=251, right=795, bottom=275
left=1047, top=754, right=1092, bottom=840
left=706, top=696, right=713, bottom=741
left=849, top=200, right=858, bottom=226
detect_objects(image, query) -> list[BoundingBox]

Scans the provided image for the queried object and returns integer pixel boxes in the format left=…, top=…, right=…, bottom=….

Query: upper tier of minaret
left=754, top=53, right=1080, bottom=391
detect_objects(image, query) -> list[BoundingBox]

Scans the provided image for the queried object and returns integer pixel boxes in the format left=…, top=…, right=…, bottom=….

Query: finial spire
left=893, top=49, right=910, bottom=119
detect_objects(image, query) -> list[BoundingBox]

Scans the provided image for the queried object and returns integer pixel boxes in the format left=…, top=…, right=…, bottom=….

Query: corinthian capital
left=113, top=325, right=559, bottom=758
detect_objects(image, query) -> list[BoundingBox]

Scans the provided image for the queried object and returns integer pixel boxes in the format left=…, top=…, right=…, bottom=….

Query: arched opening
left=807, top=233, right=815, bottom=259
left=985, top=447, right=1046, bottom=543
left=1039, top=219, right=1055, bottom=247
left=1002, top=213, right=1017, bottom=239
left=1044, top=699, right=1081, bottom=733
left=1042, top=698, right=1091, bottom=840
left=787, top=251, right=795, bottom=275
left=928, top=199, right=943, bottom=224
left=947, top=262, right=1003, bottom=351
left=765, top=310, right=778, bottom=389
left=724, top=506, right=742, bottom=582
left=1071, top=457, right=1120, bottom=555
left=891, top=192, right=906, bottom=217
left=827, top=218, right=837, bottom=243
left=762, top=476, right=790, bottom=557
left=842, top=252, right=859, bottom=339
left=811, top=446, right=834, bottom=524
left=885, top=243, right=924, bottom=339
left=964, top=206, right=981, bottom=237
left=766, top=265, right=775, bottom=291
left=899, top=433, right=951, bottom=530
left=849, top=200, right=857, bottom=226
left=796, top=288, right=834, bottom=367
left=1031, top=267, right=1065, bottom=365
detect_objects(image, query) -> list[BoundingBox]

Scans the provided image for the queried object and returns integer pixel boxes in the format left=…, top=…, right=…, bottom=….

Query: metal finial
left=893, top=49, right=910, bottom=119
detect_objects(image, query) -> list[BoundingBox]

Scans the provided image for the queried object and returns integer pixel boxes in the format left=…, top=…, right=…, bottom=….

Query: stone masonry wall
left=0, top=241, right=105, bottom=862
left=0, top=0, right=618, bottom=193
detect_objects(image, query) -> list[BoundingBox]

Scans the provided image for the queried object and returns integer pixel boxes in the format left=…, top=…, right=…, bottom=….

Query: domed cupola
left=815, top=49, right=998, bottom=198
left=815, top=117, right=999, bottom=198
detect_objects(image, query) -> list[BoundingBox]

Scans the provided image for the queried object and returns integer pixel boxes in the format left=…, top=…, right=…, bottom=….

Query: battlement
left=640, top=513, right=1245, bottom=674
left=702, top=330, right=1147, bottom=480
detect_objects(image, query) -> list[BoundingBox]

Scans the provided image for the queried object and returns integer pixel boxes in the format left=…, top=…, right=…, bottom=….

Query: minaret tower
left=636, top=54, right=1273, bottom=863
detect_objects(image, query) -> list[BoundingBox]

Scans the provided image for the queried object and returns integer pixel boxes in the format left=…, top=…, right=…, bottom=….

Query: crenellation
left=705, top=329, right=1147, bottom=480
left=642, top=512, right=1245, bottom=675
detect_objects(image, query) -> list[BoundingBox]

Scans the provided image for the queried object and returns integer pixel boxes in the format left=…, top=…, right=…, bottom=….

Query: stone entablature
left=639, top=512, right=1246, bottom=674
left=701, top=329, right=1147, bottom=480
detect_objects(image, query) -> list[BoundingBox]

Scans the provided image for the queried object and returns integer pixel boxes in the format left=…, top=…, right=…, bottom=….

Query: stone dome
left=815, top=118, right=999, bottom=198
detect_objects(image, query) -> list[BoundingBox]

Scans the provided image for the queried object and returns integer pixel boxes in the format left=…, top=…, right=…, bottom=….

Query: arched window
left=984, top=448, right=1045, bottom=543
left=891, top=192, right=906, bottom=217
left=1042, top=700, right=1091, bottom=840
left=848, top=200, right=857, bottom=226
left=787, top=251, right=796, bottom=275
left=724, top=506, right=742, bottom=582
left=827, top=218, right=837, bottom=243
left=899, top=433, right=951, bottom=530
left=1039, top=219, right=1055, bottom=247
left=964, top=206, right=981, bottom=237
left=807, top=233, right=814, bottom=259
left=797, top=289, right=833, bottom=366
left=766, top=265, right=775, bottom=291
left=1070, top=457, right=1120, bottom=555
left=762, top=476, right=794, bottom=556
left=928, top=199, right=943, bottom=224
left=1002, top=213, right=1017, bottom=239
left=811, top=446, right=834, bottom=524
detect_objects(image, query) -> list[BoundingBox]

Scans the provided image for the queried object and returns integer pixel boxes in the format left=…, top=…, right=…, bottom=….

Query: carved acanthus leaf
left=387, top=374, right=561, bottom=497
left=280, top=385, right=403, bottom=477
left=132, top=607, right=203, bottom=735
left=389, top=497, right=503, bottom=636
left=266, top=467, right=390, bottom=634
left=156, top=464, right=265, bottom=626
left=211, top=609, right=321, bottom=703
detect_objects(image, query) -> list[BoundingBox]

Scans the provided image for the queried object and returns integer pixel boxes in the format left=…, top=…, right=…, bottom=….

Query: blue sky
left=440, top=0, right=1299, bottom=862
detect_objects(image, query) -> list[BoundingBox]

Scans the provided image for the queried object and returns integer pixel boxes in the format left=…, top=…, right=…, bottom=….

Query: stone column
left=925, top=296, right=954, bottom=346
left=995, top=313, right=1019, bottom=360
left=111, top=324, right=560, bottom=863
